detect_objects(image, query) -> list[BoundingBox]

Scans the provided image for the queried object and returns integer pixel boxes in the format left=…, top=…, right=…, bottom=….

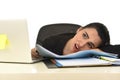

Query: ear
left=76, top=27, right=83, bottom=33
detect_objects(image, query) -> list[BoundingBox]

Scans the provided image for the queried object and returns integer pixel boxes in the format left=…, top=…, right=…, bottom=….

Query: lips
left=73, top=43, right=80, bottom=52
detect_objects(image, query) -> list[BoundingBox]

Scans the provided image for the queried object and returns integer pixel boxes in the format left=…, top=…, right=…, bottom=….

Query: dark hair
left=83, top=22, right=110, bottom=47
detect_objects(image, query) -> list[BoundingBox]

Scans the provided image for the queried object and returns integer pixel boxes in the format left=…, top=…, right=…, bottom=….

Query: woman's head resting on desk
left=63, top=22, right=110, bottom=55
left=31, top=22, right=110, bottom=59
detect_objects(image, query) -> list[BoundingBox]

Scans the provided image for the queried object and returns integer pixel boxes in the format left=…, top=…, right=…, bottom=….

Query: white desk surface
left=0, top=61, right=120, bottom=80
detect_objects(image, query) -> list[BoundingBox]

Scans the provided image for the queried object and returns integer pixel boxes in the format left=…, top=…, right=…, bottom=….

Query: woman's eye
left=83, top=33, right=88, bottom=39
left=87, top=43, right=93, bottom=48
left=87, top=42, right=95, bottom=49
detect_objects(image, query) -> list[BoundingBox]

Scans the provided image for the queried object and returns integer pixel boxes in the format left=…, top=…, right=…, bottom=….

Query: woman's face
left=66, top=27, right=102, bottom=54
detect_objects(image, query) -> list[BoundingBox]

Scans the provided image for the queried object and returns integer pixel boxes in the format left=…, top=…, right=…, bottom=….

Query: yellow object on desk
left=99, top=56, right=120, bottom=62
left=0, top=34, right=10, bottom=49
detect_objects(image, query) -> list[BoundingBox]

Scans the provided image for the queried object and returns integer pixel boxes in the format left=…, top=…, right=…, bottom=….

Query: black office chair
left=36, top=23, right=81, bottom=45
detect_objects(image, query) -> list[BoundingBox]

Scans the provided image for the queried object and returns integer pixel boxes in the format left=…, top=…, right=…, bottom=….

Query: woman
left=32, top=22, right=116, bottom=59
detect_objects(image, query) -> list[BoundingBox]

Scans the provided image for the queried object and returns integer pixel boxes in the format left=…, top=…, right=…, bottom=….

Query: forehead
left=83, top=28, right=102, bottom=47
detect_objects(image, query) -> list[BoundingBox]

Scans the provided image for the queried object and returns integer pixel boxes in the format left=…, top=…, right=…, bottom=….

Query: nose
left=77, top=39, right=87, bottom=47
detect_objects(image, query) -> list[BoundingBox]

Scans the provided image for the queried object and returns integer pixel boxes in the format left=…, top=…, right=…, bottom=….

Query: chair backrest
left=36, top=23, right=81, bottom=45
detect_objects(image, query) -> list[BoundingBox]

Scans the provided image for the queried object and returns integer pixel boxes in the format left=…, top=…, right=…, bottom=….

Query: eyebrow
left=85, top=31, right=95, bottom=48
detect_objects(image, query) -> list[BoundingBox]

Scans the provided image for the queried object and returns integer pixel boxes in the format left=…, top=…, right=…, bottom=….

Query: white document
left=53, top=58, right=111, bottom=67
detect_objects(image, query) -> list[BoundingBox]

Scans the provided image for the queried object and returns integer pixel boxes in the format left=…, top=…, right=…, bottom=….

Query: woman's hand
left=31, top=48, right=40, bottom=59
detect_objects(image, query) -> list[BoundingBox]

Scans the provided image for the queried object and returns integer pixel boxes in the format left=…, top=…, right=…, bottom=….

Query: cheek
left=80, top=47, right=91, bottom=51
left=74, top=33, right=82, bottom=39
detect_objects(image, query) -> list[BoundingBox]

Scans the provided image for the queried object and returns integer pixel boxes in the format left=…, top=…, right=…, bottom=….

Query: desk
left=0, top=62, right=120, bottom=80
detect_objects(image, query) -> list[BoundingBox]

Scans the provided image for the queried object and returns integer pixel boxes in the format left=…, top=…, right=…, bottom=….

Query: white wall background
left=0, top=0, right=120, bottom=48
